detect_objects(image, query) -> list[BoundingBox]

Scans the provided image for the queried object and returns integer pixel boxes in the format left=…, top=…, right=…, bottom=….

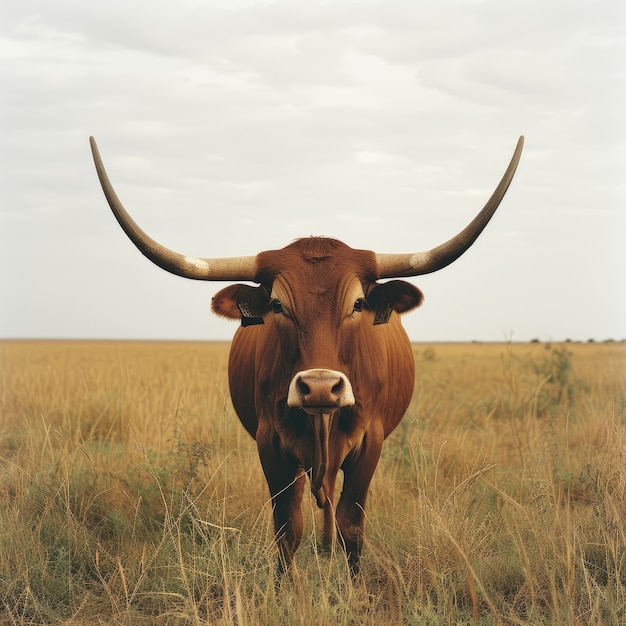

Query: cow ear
left=211, top=284, right=269, bottom=326
left=367, top=280, right=424, bottom=325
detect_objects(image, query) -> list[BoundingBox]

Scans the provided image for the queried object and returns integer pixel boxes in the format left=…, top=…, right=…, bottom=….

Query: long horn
left=89, top=137, right=258, bottom=281
left=375, top=136, right=524, bottom=278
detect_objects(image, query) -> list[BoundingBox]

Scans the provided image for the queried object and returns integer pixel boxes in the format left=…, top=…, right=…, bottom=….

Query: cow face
left=211, top=238, right=423, bottom=414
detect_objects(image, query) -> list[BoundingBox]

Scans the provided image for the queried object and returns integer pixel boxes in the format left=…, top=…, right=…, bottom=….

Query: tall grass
left=0, top=340, right=624, bottom=624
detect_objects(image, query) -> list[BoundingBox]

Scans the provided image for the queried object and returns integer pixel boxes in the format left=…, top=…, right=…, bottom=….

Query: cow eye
left=353, top=298, right=365, bottom=313
left=272, top=300, right=284, bottom=314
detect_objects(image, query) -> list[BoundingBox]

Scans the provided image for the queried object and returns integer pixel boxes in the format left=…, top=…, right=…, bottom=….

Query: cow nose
left=287, top=368, right=355, bottom=410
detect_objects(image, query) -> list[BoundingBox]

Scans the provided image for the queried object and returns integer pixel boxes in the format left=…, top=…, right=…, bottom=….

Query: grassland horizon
left=1, top=339, right=624, bottom=625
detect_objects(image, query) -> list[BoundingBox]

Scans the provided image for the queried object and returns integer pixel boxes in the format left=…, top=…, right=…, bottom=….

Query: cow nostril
left=331, top=378, right=344, bottom=396
left=296, top=377, right=311, bottom=397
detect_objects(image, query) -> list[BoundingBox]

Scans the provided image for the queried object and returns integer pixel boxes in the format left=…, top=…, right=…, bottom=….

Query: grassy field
left=0, top=339, right=624, bottom=625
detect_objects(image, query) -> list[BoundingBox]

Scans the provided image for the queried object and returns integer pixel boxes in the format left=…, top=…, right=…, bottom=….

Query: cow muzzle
left=286, top=368, right=355, bottom=412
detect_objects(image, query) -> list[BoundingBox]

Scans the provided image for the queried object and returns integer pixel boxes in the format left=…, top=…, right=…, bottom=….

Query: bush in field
left=531, top=344, right=575, bottom=417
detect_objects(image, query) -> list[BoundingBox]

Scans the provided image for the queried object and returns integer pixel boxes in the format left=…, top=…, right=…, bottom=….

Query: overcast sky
left=1, top=0, right=624, bottom=342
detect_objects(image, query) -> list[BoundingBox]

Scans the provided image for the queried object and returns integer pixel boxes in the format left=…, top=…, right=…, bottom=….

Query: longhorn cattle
left=89, top=135, right=524, bottom=574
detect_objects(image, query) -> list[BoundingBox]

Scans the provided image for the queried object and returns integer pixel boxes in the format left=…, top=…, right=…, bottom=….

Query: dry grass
left=0, top=340, right=624, bottom=625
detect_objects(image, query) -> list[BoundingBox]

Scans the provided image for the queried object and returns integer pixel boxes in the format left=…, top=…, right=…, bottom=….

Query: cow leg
left=257, top=434, right=305, bottom=576
left=270, top=467, right=306, bottom=576
left=336, top=430, right=383, bottom=574
left=275, top=469, right=306, bottom=576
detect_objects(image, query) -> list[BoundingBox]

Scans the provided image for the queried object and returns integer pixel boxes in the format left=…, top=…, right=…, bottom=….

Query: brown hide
left=213, top=237, right=422, bottom=573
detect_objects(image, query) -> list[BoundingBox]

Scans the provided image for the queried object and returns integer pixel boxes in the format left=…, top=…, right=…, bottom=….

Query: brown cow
left=89, top=136, right=524, bottom=574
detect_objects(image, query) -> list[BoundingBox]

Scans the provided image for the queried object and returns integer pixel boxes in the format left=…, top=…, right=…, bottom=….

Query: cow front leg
left=336, top=430, right=383, bottom=574
left=273, top=468, right=306, bottom=575
left=257, top=435, right=305, bottom=576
